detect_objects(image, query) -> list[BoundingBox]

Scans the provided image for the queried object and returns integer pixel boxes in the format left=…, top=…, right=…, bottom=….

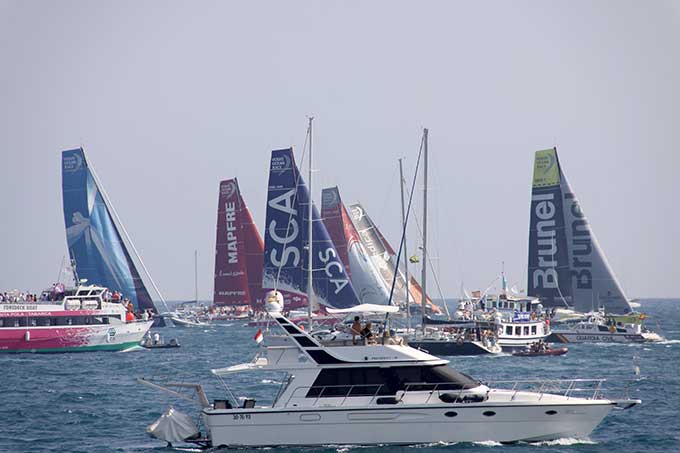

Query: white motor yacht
left=548, top=310, right=664, bottom=343
left=141, top=302, right=640, bottom=448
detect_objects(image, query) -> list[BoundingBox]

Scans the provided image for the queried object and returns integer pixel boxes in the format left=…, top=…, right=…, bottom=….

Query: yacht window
left=523, top=326, right=529, bottom=335
left=531, top=325, right=537, bottom=335
left=514, top=326, right=521, bottom=336
left=597, top=325, right=609, bottom=332
left=306, top=365, right=479, bottom=398
left=505, top=326, right=512, bottom=336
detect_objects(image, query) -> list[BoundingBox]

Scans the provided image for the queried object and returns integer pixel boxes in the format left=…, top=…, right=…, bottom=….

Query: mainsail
left=61, top=148, right=155, bottom=311
left=213, top=178, right=264, bottom=308
left=527, top=147, right=632, bottom=314
left=321, top=187, right=391, bottom=305
left=348, top=203, right=440, bottom=313
left=262, top=149, right=360, bottom=310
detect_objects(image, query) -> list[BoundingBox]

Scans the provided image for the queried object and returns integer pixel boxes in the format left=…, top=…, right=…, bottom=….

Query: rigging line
left=387, top=132, right=425, bottom=307
left=375, top=163, right=400, bottom=231
left=272, top=124, right=310, bottom=296
left=88, top=160, right=171, bottom=314
left=400, top=183, right=449, bottom=315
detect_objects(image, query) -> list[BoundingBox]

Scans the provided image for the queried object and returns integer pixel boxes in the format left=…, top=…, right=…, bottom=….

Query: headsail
left=213, top=178, right=264, bottom=308
left=262, top=149, right=360, bottom=309
left=348, top=203, right=440, bottom=313
left=527, top=148, right=632, bottom=314
left=61, top=148, right=155, bottom=311
left=321, top=187, right=391, bottom=305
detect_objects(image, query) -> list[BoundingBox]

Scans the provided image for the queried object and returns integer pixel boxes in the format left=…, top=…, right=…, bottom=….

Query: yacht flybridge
left=140, top=293, right=640, bottom=448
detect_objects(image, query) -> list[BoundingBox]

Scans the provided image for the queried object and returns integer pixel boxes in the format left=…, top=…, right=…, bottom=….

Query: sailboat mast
left=399, top=158, right=411, bottom=331
left=194, top=249, right=198, bottom=304
left=420, top=128, right=429, bottom=332
left=307, top=117, right=314, bottom=329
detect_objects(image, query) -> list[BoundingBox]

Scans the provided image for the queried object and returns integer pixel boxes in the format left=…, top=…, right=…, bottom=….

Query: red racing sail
left=213, top=178, right=264, bottom=308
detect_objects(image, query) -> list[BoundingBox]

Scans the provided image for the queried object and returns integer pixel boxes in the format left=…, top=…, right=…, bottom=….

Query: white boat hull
left=548, top=330, right=662, bottom=343
left=203, top=400, right=614, bottom=447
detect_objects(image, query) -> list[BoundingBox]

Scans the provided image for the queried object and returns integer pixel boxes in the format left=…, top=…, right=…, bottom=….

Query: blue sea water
left=1, top=299, right=679, bottom=453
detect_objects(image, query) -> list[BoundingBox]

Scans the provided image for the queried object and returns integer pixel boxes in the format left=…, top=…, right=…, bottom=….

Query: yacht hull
left=547, top=331, right=659, bottom=343
left=0, top=321, right=152, bottom=353
left=203, top=401, right=613, bottom=447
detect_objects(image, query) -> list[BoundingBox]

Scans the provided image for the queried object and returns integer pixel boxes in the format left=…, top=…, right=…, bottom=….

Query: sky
left=1, top=1, right=679, bottom=300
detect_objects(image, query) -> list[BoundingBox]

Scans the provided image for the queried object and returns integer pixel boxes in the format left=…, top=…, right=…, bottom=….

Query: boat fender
left=24, top=331, right=30, bottom=342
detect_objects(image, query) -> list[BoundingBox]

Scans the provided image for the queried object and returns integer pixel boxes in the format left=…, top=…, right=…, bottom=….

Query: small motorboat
left=141, top=333, right=181, bottom=349
left=513, top=346, right=568, bottom=357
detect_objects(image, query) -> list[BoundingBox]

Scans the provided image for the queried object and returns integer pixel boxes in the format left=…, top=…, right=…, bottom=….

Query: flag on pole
left=254, top=328, right=263, bottom=344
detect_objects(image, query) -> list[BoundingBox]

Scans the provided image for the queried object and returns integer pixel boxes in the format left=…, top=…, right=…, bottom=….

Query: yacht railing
left=282, top=378, right=639, bottom=408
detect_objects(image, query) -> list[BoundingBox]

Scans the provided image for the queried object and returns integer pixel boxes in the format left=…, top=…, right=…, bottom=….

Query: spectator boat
left=0, top=282, right=152, bottom=353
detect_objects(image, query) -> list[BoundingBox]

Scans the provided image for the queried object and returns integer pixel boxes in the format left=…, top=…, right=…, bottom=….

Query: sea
left=1, top=299, right=679, bottom=453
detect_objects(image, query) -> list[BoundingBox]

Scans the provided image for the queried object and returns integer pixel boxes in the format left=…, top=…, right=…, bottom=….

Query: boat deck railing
left=282, top=377, right=639, bottom=408
left=483, top=378, right=638, bottom=401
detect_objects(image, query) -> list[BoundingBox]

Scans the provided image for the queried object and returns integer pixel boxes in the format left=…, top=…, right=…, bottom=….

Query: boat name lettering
left=225, top=201, right=239, bottom=264
left=268, top=189, right=300, bottom=267
left=564, top=193, right=592, bottom=289
left=318, top=247, right=348, bottom=294
left=233, top=414, right=252, bottom=420
left=2, top=305, right=39, bottom=311
left=532, top=192, right=558, bottom=289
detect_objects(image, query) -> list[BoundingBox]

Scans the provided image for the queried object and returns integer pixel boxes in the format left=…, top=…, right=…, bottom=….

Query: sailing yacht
left=141, top=292, right=640, bottom=447
left=527, top=147, right=663, bottom=343
left=62, top=148, right=169, bottom=327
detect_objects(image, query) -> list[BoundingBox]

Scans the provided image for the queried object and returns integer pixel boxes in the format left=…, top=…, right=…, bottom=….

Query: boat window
left=523, top=326, right=529, bottom=335
left=597, top=325, right=609, bottom=332
left=531, top=325, right=537, bottom=335
left=514, top=326, right=521, bottom=336
left=505, top=326, right=512, bottom=336
left=306, top=365, right=480, bottom=398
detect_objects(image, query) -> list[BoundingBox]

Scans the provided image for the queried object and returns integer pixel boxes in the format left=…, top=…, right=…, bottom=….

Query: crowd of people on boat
left=348, top=317, right=404, bottom=346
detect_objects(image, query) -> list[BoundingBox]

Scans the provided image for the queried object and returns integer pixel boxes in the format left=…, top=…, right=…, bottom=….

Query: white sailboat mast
left=420, top=128, right=429, bottom=332
left=307, top=117, right=314, bottom=329
left=399, top=158, right=411, bottom=331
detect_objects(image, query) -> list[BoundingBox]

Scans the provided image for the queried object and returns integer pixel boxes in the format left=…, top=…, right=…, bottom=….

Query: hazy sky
left=1, top=1, right=678, bottom=300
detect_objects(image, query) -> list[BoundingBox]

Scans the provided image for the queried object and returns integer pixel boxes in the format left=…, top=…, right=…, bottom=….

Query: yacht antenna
left=306, top=116, right=314, bottom=330
left=398, top=158, right=411, bottom=332
left=421, top=128, right=429, bottom=333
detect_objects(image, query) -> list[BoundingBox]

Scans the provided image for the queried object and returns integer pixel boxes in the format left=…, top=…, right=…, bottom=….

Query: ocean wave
left=472, top=441, right=502, bottom=447
left=659, top=339, right=680, bottom=345
left=530, top=437, right=597, bottom=446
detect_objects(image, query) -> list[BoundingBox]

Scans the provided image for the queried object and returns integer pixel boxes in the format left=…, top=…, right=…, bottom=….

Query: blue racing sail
left=527, top=148, right=632, bottom=314
left=61, top=148, right=156, bottom=312
left=262, top=148, right=360, bottom=309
